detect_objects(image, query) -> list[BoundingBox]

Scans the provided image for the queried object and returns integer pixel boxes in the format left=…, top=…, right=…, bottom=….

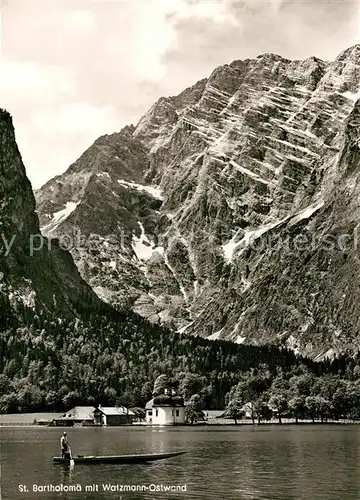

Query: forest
left=0, top=292, right=359, bottom=419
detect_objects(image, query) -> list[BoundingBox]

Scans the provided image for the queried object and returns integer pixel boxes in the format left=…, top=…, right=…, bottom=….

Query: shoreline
left=1, top=416, right=359, bottom=427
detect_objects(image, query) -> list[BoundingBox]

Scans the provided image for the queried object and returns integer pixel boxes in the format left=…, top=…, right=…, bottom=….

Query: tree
left=317, top=397, right=332, bottom=423
left=16, top=383, right=43, bottom=412
left=45, top=390, right=57, bottom=412
left=353, top=365, right=360, bottom=379
left=117, top=389, right=137, bottom=409
left=332, top=386, right=349, bottom=420
left=305, top=395, right=331, bottom=422
left=253, top=398, right=273, bottom=424
left=268, top=375, right=289, bottom=424
left=0, top=392, right=19, bottom=413
left=62, top=391, right=81, bottom=409
left=288, top=396, right=305, bottom=423
left=229, top=367, right=273, bottom=424
left=104, top=387, right=117, bottom=405
left=289, top=373, right=315, bottom=398
left=223, top=400, right=245, bottom=424
left=185, top=394, right=204, bottom=424
left=305, top=396, right=318, bottom=422
left=268, top=393, right=288, bottom=424
left=344, top=385, right=360, bottom=421
left=177, top=373, right=206, bottom=401
left=0, top=374, right=11, bottom=396
left=140, top=382, right=153, bottom=405
left=152, top=375, right=169, bottom=396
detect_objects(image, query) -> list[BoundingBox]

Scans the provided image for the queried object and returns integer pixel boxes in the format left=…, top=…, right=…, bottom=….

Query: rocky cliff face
left=0, top=109, right=107, bottom=318
left=35, top=44, right=360, bottom=357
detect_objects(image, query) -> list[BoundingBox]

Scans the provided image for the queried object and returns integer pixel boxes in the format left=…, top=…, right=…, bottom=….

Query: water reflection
left=59, top=465, right=71, bottom=483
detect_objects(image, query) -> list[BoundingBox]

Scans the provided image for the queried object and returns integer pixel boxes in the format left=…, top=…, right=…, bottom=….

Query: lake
left=1, top=425, right=359, bottom=499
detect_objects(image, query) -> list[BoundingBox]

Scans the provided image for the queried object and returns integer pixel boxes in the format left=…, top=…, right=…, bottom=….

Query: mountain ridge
left=35, top=44, right=360, bottom=358
left=0, top=108, right=110, bottom=320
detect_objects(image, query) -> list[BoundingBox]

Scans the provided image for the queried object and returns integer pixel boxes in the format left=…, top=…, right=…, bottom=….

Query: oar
left=69, top=447, right=75, bottom=468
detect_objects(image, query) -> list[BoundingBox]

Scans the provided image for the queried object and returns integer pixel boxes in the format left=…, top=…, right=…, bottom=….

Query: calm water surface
left=1, top=425, right=360, bottom=500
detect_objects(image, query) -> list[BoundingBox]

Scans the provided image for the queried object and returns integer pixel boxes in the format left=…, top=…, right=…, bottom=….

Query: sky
left=0, top=0, right=359, bottom=189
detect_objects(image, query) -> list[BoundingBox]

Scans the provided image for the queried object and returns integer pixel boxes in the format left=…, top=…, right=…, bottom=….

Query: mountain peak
left=336, top=43, right=360, bottom=60
left=35, top=44, right=360, bottom=357
left=256, top=52, right=288, bottom=62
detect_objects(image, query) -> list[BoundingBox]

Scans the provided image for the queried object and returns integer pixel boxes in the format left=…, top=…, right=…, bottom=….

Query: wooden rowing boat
left=53, top=450, right=186, bottom=465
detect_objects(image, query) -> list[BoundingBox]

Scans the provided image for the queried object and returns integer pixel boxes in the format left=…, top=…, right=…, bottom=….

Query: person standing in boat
left=60, top=432, right=70, bottom=459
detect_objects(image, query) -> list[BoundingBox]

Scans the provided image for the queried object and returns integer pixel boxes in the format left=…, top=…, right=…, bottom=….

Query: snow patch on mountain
left=132, top=222, right=164, bottom=261
left=285, top=335, right=301, bottom=355
left=222, top=222, right=278, bottom=263
left=177, top=321, right=194, bottom=334
left=223, top=199, right=324, bottom=263
left=42, top=201, right=80, bottom=233
left=229, top=159, right=275, bottom=186
left=208, top=328, right=224, bottom=340
left=117, top=179, right=163, bottom=200
left=132, top=222, right=153, bottom=260
left=342, top=90, right=360, bottom=102
left=96, top=172, right=111, bottom=179
left=93, top=285, right=115, bottom=303
left=288, top=199, right=324, bottom=226
left=53, top=202, right=79, bottom=223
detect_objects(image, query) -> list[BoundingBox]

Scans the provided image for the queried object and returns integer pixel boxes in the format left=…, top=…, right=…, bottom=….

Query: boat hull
left=53, top=451, right=186, bottom=465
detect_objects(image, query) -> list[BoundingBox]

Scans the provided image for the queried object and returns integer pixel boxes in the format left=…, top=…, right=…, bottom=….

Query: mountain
left=1, top=106, right=322, bottom=415
left=35, top=44, right=360, bottom=359
left=3, top=104, right=358, bottom=417
left=0, top=108, right=108, bottom=321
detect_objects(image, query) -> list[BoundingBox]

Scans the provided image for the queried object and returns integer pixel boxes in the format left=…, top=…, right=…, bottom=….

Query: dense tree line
left=225, top=363, right=360, bottom=424
left=0, top=293, right=359, bottom=414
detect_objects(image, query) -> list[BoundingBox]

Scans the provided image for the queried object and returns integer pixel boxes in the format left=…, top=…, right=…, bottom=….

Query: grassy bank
left=0, top=412, right=58, bottom=425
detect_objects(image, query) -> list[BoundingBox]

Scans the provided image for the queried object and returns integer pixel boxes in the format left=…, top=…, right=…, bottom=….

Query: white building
left=145, top=391, right=185, bottom=426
